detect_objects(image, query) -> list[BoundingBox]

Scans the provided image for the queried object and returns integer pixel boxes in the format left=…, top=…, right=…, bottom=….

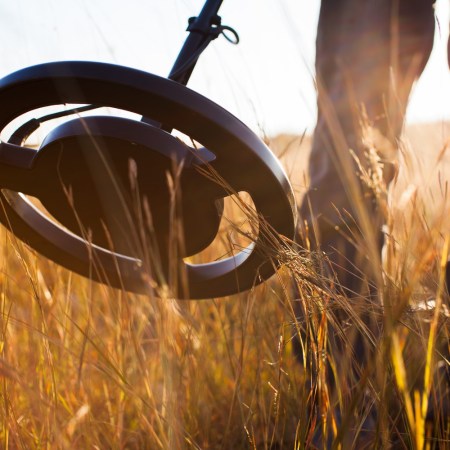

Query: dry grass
left=0, top=122, right=450, bottom=449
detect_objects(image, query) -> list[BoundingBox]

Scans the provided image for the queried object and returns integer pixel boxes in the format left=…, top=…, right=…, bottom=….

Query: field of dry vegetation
left=0, top=122, right=450, bottom=448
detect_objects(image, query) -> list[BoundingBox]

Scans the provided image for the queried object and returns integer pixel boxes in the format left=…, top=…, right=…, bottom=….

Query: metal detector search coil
left=0, top=0, right=296, bottom=299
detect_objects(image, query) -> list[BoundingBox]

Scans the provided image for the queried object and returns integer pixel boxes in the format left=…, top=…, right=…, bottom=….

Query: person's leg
left=294, top=1, right=436, bottom=442
left=299, top=0, right=435, bottom=296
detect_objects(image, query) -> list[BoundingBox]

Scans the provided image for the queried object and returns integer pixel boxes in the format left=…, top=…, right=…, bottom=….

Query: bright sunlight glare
left=0, top=0, right=448, bottom=135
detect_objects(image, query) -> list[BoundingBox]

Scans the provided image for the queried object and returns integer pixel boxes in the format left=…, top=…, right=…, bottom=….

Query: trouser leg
left=299, top=0, right=435, bottom=296
left=293, top=2, right=436, bottom=432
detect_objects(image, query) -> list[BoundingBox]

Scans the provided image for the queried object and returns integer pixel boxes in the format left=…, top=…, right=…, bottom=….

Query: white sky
left=0, top=0, right=449, bottom=136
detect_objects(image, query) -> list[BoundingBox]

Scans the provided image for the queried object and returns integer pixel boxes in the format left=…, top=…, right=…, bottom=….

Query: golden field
left=0, top=122, right=450, bottom=449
